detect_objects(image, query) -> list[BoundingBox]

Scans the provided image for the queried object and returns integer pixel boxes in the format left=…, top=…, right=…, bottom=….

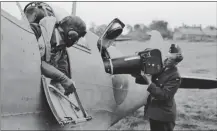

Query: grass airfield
left=109, top=40, right=217, bottom=130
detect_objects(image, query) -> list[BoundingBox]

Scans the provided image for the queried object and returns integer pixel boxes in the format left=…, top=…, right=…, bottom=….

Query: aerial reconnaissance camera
left=103, top=49, right=163, bottom=75
left=97, top=18, right=163, bottom=76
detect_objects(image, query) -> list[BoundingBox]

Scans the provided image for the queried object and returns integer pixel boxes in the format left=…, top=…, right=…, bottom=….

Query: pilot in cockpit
left=24, top=3, right=87, bottom=96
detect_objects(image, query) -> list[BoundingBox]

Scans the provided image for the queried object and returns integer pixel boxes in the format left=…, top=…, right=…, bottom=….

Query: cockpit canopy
left=24, top=2, right=70, bottom=23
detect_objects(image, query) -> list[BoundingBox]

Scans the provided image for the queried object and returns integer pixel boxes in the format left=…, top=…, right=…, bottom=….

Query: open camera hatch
left=97, top=18, right=125, bottom=51
left=106, top=22, right=123, bottom=40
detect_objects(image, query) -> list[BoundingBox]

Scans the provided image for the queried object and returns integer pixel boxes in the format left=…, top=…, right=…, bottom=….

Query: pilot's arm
left=41, top=61, right=75, bottom=95
left=56, top=49, right=69, bottom=77
left=147, top=76, right=181, bottom=100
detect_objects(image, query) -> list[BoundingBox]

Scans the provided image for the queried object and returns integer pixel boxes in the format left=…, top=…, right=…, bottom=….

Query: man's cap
left=168, top=44, right=183, bottom=62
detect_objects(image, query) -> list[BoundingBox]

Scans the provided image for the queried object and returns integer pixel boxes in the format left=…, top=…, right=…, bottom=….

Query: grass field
left=109, top=40, right=217, bottom=130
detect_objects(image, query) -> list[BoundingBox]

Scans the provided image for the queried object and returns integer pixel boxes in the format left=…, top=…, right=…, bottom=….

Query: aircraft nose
left=110, top=74, right=149, bottom=125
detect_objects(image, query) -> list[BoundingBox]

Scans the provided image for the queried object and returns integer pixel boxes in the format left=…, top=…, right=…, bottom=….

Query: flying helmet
left=57, top=15, right=87, bottom=47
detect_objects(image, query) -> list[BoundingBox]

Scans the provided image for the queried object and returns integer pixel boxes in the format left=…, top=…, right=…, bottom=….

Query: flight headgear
left=57, top=15, right=87, bottom=47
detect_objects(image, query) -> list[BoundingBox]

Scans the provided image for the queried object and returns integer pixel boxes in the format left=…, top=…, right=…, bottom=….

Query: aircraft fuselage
left=1, top=6, right=149, bottom=130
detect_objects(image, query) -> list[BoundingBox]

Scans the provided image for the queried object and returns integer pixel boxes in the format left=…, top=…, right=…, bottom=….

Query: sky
left=2, top=1, right=217, bottom=30
left=49, top=2, right=217, bottom=29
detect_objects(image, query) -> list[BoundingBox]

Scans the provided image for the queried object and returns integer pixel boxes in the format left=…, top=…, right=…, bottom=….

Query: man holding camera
left=136, top=44, right=183, bottom=131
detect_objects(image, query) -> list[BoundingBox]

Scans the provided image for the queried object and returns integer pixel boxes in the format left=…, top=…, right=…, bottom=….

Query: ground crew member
left=134, top=44, right=183, bottom=131
left=145, top=44, right=183, bottom=131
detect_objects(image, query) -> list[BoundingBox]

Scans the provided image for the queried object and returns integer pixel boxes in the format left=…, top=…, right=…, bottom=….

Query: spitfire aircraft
left=1, top=2, right=216, bottom=130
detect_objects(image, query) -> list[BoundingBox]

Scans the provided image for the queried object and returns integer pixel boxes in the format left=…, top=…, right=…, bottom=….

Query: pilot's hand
left=64, top=83, right=76, bottom=96
left=60, top=78, right=76, bottom=96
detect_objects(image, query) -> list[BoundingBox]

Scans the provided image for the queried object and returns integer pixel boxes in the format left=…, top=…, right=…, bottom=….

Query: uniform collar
left=153, top=66, right=177, bottom=79
left=163, top=66, right=177, bottom=75
left=51, top=29, right=66, bottom=53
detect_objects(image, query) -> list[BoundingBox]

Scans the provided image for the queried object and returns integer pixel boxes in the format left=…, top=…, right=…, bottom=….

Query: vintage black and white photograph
left=1, top=1, right=216, bottom=130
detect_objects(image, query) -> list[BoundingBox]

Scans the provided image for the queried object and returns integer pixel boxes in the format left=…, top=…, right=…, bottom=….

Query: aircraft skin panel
left=67, top=31, right=150, bottom=126
left=67, top=31, right=116, bottom=112
left=1, top=9, right=32, bottom=33
left=1, top=11, right=42, bottom=116
left=1, top=112, right=55, bottom=130
left=1, top=74, right=150, bottom=130
left=1, top=109, right=117, bottom=130
left=68, top=31, right=113, bottom=86
left=1, top=80, right=117, bottom=130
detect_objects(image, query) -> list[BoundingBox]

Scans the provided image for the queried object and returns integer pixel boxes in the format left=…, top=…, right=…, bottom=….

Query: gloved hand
left=131, top=72, right=150, bottom=85
left=131, top=73, right=142, bottom=78
left=144, top=74, right=152, bottom=85
left=41, top=61, right=76, bottom=96
left=60, top=78, right=76, bottom=96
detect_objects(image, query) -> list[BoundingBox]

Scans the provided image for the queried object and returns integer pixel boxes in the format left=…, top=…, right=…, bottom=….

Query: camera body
left=103, top=49, right=163, bottom=75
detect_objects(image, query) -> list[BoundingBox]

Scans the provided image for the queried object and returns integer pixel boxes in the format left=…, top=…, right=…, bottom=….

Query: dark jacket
left=50, top=48, right=69, bottom=77
left=146, top=66, right=181, bottom=122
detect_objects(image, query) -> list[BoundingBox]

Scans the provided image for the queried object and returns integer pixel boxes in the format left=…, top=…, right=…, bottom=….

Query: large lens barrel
left=103, top=49, right=163, bottom=75
left=103, top=55, right=141, bottom=74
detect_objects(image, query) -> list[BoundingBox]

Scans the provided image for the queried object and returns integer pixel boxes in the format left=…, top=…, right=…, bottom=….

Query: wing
left=180, top=76, right=217, bottom=89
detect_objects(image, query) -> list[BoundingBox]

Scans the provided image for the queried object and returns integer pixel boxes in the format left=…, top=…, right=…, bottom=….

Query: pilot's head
left=164, top=44, right=183, bottom=68
left=57, top=16, right=87, bottom=47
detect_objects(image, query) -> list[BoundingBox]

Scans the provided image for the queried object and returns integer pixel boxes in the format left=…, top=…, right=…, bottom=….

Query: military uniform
left=25, top=2, right=87, bottom=95
left=37, top=16, right=75, bottom=95
left=145, top=66, right=181, bottom=131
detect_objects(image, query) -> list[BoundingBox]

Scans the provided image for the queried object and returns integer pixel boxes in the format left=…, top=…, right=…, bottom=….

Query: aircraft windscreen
left=1, top=2, right=23, bottom=20
left=46, top=3, right=70, bottom=22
